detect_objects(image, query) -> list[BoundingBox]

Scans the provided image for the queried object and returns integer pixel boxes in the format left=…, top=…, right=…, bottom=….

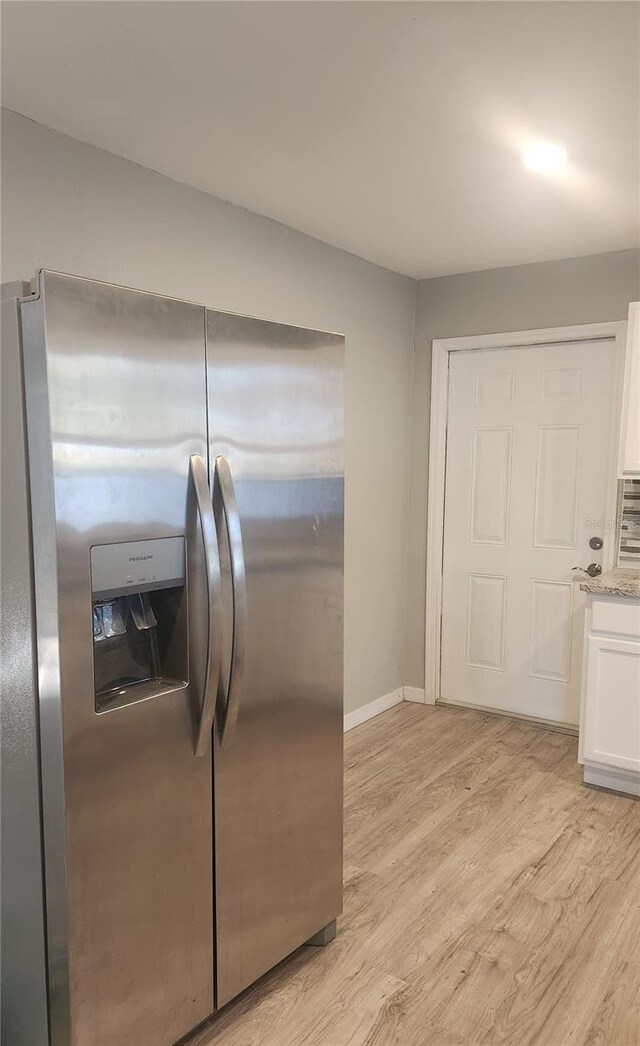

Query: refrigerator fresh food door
left=21, top=272, right=215, bottom=1046
left=206, top=310, right=344, bottom=1007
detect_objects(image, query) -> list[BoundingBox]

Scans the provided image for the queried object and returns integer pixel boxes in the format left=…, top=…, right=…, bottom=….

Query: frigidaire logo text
left=129, top=555, right=153, bottom=562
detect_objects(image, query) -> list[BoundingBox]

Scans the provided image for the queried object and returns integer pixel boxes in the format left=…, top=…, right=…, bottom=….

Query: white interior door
left=440, top=339, right=618, bottom=727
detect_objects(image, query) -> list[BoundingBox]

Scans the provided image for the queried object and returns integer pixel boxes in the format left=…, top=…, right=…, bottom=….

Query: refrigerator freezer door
left=21, top=273, right=214, bottom=1046
left=206, top=310, right=344, bottom=1007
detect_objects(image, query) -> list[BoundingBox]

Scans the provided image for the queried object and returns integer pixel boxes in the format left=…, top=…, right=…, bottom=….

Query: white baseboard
left=403, top=686, right=426, bottom=704
left=343, top=688, right=404, bottom=732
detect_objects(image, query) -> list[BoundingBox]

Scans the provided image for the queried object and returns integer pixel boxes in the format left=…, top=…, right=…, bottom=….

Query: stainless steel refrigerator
left=1, top=271, right=344, bottom=1046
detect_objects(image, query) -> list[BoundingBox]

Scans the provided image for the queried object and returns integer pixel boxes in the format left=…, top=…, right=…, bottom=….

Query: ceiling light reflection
left=522, top=141, right=568, bottom=176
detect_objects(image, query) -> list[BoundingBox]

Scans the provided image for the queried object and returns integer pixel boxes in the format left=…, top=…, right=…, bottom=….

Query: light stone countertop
left=580, top=567, right=640, bottom=599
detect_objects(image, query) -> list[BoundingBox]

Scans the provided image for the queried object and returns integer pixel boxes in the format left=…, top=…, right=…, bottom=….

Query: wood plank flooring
left=187, top=703, right=640, bottom=1046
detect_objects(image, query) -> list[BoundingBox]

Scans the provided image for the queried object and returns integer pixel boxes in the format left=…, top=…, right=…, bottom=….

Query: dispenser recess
left=91, top=537, right=188, bottom=712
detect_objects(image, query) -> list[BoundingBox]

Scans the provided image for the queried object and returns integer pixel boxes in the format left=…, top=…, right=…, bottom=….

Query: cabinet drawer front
left=591, top=598, right=640, bottom=638
left=583, top=635, right=640, bottom=773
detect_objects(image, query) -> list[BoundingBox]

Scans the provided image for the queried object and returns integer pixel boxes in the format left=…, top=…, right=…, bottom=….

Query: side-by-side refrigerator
left=1, top=271, right=344, bottom=1046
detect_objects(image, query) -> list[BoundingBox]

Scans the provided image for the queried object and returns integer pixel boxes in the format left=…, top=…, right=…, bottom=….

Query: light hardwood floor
left=187, top=703, right=640, bottom=1046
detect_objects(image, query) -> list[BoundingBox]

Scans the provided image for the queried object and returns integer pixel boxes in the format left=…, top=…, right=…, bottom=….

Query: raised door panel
left=583, top=634, right=640, bottom=772
left=533, top=425, right=581, bottom=549
left=465, top=573, right=506, bottom=672
left=473, top=371, right=514, bottom=405
left=469, top=428, right=512, bottom=545
left=539, top=366, right=584, bottom=402
left=529, top=581, right=573, bottom=682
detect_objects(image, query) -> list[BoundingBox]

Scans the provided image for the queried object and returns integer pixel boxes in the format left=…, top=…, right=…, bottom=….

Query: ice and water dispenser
left=91, top=537, right=188, bottom=712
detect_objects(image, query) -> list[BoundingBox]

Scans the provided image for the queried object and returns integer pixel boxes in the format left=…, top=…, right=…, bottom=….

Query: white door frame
left=424, top=321, right=628, bottom=706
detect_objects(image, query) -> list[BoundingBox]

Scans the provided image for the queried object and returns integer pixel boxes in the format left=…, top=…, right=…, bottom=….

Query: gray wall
left=1, top=110, right=417, bottom=716
left=5, top=111, right=638, bottom=702
left=406, top=249, right=640, bottom=688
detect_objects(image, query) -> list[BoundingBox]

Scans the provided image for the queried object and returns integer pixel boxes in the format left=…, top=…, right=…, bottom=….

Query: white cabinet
left=590, top=597, right=640, bottom=639
left=582, top=635, right=640, bottom=772
left=619, top=302, right=640, bottom=475
left=580, top=595, right=640, bottom=796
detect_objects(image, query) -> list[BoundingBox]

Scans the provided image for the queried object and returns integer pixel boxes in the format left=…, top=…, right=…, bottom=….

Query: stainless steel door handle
left=190, top=454, right=223, bottom=757
left=571, top=562, right=602, bottom=578
left=215, top=455, right=247, bottom=749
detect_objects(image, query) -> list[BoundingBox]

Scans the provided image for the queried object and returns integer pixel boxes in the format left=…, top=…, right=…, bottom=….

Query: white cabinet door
left=582, top=634, right=640, bottom=772
left=620, top=302, right=640, bottom=475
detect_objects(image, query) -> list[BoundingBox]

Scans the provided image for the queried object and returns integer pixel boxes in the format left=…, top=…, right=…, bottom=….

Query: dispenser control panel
left=91, top=537, right=185, bottom=599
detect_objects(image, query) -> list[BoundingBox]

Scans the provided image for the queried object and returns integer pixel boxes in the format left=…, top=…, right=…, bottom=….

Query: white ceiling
left=2, top=1, right=638, bottom=278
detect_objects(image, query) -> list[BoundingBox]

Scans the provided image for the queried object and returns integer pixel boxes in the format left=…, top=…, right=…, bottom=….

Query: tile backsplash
left=619, top=478, right=640, bottom=568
